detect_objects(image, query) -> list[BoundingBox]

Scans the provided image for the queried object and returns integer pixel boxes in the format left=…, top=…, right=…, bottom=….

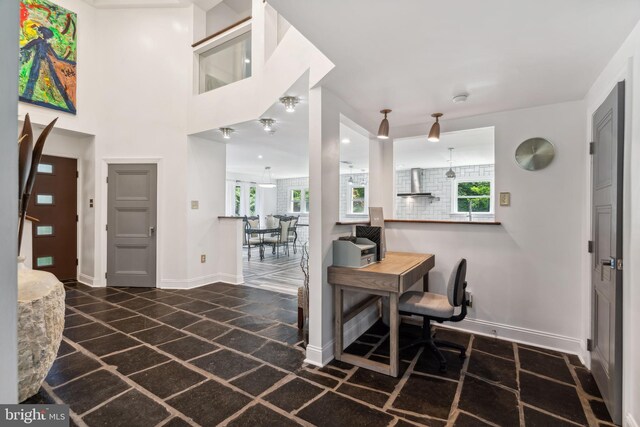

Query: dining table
left=246, top=227, right=280, bottom=260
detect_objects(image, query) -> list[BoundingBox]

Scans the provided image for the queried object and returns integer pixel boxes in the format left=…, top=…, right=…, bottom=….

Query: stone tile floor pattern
left=23, top=281, right=615, bottom=427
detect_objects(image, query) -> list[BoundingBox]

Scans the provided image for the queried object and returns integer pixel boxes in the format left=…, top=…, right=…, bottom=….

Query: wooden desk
left=328, top=251, right=435, bottom=377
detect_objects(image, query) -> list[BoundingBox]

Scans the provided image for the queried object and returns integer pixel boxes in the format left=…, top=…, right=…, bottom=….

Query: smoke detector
left=452, top=94, right=468, bottom=103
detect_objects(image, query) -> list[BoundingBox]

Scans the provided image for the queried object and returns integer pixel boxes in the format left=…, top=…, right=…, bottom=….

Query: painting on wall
left=19, top=0, right=77, bottom=114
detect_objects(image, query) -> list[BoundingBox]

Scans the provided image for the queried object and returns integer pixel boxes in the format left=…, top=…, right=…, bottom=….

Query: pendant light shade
left=259, top=166, right=276, bottom=188
left=377, top=109, right=392, bottom=140
left=445, top=147, right=456, bottom=179
left=427, top=113, right=443, bottom=142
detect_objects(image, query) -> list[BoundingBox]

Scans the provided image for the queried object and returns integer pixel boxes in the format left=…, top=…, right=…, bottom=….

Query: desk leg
left=423, top=272, right=429, bottom=292
left=389, top=292, right=399, bottom=377
left=334, top=286, right=344, bottom=360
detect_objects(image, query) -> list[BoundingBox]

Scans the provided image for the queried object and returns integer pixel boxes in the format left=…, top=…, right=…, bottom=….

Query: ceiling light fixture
left=258, top=155, right=263, bottom=159
left=427, top=113, right=443, bottom=142
left=446, top=148, right=456, bottom=179
left=219, top=127, right=234, bottom=139
left=341, top=138, right=351, bottom=144
left=259, top=166, right=276, bottom=188
left=452, top=94, right=468, bottom=103
left=280, top=96, right=299, bottom=113
left=259, top=118, right=275, bottom=132
left=348, top=165, right=354, bottom=186
left=244, top=58, right=251, bottom=64
left=377, top=109, right=392, bottom=140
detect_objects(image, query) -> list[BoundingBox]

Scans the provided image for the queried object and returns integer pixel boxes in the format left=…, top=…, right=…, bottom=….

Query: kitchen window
left=290, top=188, right=310, bottom=213
left=349, top=186, right=367, bottom=214
left=452, top=178, right=493, bottom=214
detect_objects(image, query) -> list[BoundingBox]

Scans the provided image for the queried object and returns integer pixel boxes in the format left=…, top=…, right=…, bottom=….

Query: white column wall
left=0, top=0, right=19, bottom=405
left=306, top=87, right=379, bottom=365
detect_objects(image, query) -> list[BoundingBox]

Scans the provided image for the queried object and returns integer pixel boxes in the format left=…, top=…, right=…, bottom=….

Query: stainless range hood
left=397, top=168, right=434, bottom=197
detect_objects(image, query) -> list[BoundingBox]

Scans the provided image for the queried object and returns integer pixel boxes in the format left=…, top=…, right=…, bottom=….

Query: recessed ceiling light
left=259, top=118, right=275, bottom=132
left=452, top=93, right=468, bottom=103
left=258, top=155, right=263, bottom=159
left=279, top=96, right=299, bottom=113
left=219, top=127, right=234, bottom=139
left=244, top=58, right=251, bottom=64
left=341, top=138, right=351, bottom=144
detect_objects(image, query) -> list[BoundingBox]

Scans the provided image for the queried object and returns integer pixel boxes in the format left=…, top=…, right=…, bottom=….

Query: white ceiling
left=268, top=0, right=640, bottom=133
left=395, top=127, right=494, bottom=170
left=196, top=78, right=309, bottom=179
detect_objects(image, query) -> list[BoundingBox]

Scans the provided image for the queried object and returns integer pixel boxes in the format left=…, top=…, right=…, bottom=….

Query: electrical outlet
left=200, top=254, right=206, bottom=263
left=499, top=192, right=511, bottom=206
left=465, top=291, right=473, bottom=307
left=191, top=200, right=199, bottom=209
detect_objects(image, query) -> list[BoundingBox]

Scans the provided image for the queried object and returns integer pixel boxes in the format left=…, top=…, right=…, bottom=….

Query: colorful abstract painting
left=19, top=0, right=77, bottom=114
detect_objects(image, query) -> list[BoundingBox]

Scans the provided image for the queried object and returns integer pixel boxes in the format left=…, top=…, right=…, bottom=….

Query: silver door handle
left=149, top=226, right=155, bottom=237
left=601, top=257, right=615, bottom=269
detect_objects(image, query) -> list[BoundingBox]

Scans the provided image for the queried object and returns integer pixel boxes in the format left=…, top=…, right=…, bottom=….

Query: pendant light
left=377, top=109, right=392, bottom=140
left=219, top=127, right=234, bottom=139
left=427, top=113, right=443, bottom=142
left=445, top=148, right=456, bottom=179
left=259, top=166, right=276, bottom=188
left=280, top=96, right=299, bottom=113
left=348, top=165, right=354, bottom=186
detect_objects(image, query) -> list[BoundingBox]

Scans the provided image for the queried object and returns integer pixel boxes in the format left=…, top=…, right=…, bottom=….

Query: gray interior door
left=107, top=164, right=157, bottom=287
left=590, top=81, right=624, bottom=425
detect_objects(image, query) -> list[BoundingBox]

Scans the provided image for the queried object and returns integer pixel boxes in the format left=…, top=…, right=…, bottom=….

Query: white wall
left=187, top=136, right=228, bottom=286
left=206, top=2, right=248, bottom=36
left=0, top=0, right=19, bottom=404
left=386, top=101, right=587, bottom=356
left=585, top=19, right=640, bottom=427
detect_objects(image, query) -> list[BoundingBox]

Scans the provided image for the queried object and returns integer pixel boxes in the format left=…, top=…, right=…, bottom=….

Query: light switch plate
left=200, top=254, right=206, bottom=263
left=499, top=192, right=511, bottom=206
left=191, top=200, right=199, bottom=209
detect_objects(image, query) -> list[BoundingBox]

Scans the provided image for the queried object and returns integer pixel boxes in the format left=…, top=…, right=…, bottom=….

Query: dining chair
left=265, top=219, right=291, bottom=258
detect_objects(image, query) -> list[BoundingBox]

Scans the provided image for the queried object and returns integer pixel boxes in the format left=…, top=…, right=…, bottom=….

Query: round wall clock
left=515, top=138, right=555, bottom=171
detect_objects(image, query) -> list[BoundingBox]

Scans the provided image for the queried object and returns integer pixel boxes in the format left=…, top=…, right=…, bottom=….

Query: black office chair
left=398, top=258, right=468, bottom=372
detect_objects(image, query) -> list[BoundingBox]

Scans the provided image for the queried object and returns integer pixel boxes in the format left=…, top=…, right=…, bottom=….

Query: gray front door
left=590, top=81, right=624, bottom=425
left=107, top=164, right=157, bottom=287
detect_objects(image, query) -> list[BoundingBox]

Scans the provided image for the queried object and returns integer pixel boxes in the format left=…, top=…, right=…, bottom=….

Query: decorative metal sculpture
left=18, top=113, right=57, bottom=252
left=300, top=242, right=310, bottom=346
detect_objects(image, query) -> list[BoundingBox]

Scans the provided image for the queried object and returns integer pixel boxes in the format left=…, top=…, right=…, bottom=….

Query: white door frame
left=99, top=158, right=162, bottom=287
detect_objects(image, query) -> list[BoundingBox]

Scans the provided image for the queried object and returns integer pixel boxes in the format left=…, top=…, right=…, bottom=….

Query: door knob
left=149, top=226, right=155, bottom=237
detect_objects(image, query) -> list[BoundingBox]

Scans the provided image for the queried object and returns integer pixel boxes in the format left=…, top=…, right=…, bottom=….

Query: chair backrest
left=266, top=215, right=280, bottom=229
left=447, top=258, right=467, bottom=307
left=278, top=220, right=291, bottom=243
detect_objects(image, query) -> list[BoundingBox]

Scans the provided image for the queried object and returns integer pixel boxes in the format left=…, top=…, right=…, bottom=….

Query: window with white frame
left=290, top=188, right=310, bottom=213
left=228, top=181, right=258, bottom=217
left=452, top=178, right=493, bottom=214
left=349, top=185, right=367, bottom=214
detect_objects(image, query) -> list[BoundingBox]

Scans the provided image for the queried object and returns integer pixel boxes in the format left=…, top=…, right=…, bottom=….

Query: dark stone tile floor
left=23, top=281, right=614, bottom=426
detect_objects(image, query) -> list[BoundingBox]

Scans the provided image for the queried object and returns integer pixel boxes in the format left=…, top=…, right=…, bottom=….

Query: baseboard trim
left=305, top=304, right=380, bottom=367
left=216, top=273, right=244, bottom=285
left=441, top=317, right=584, bottom=357
left=626, top=413, right=638, bottom=427
left=160, top=274, right=219, bottom=289
left=77, top=274, right=95, bottom=287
